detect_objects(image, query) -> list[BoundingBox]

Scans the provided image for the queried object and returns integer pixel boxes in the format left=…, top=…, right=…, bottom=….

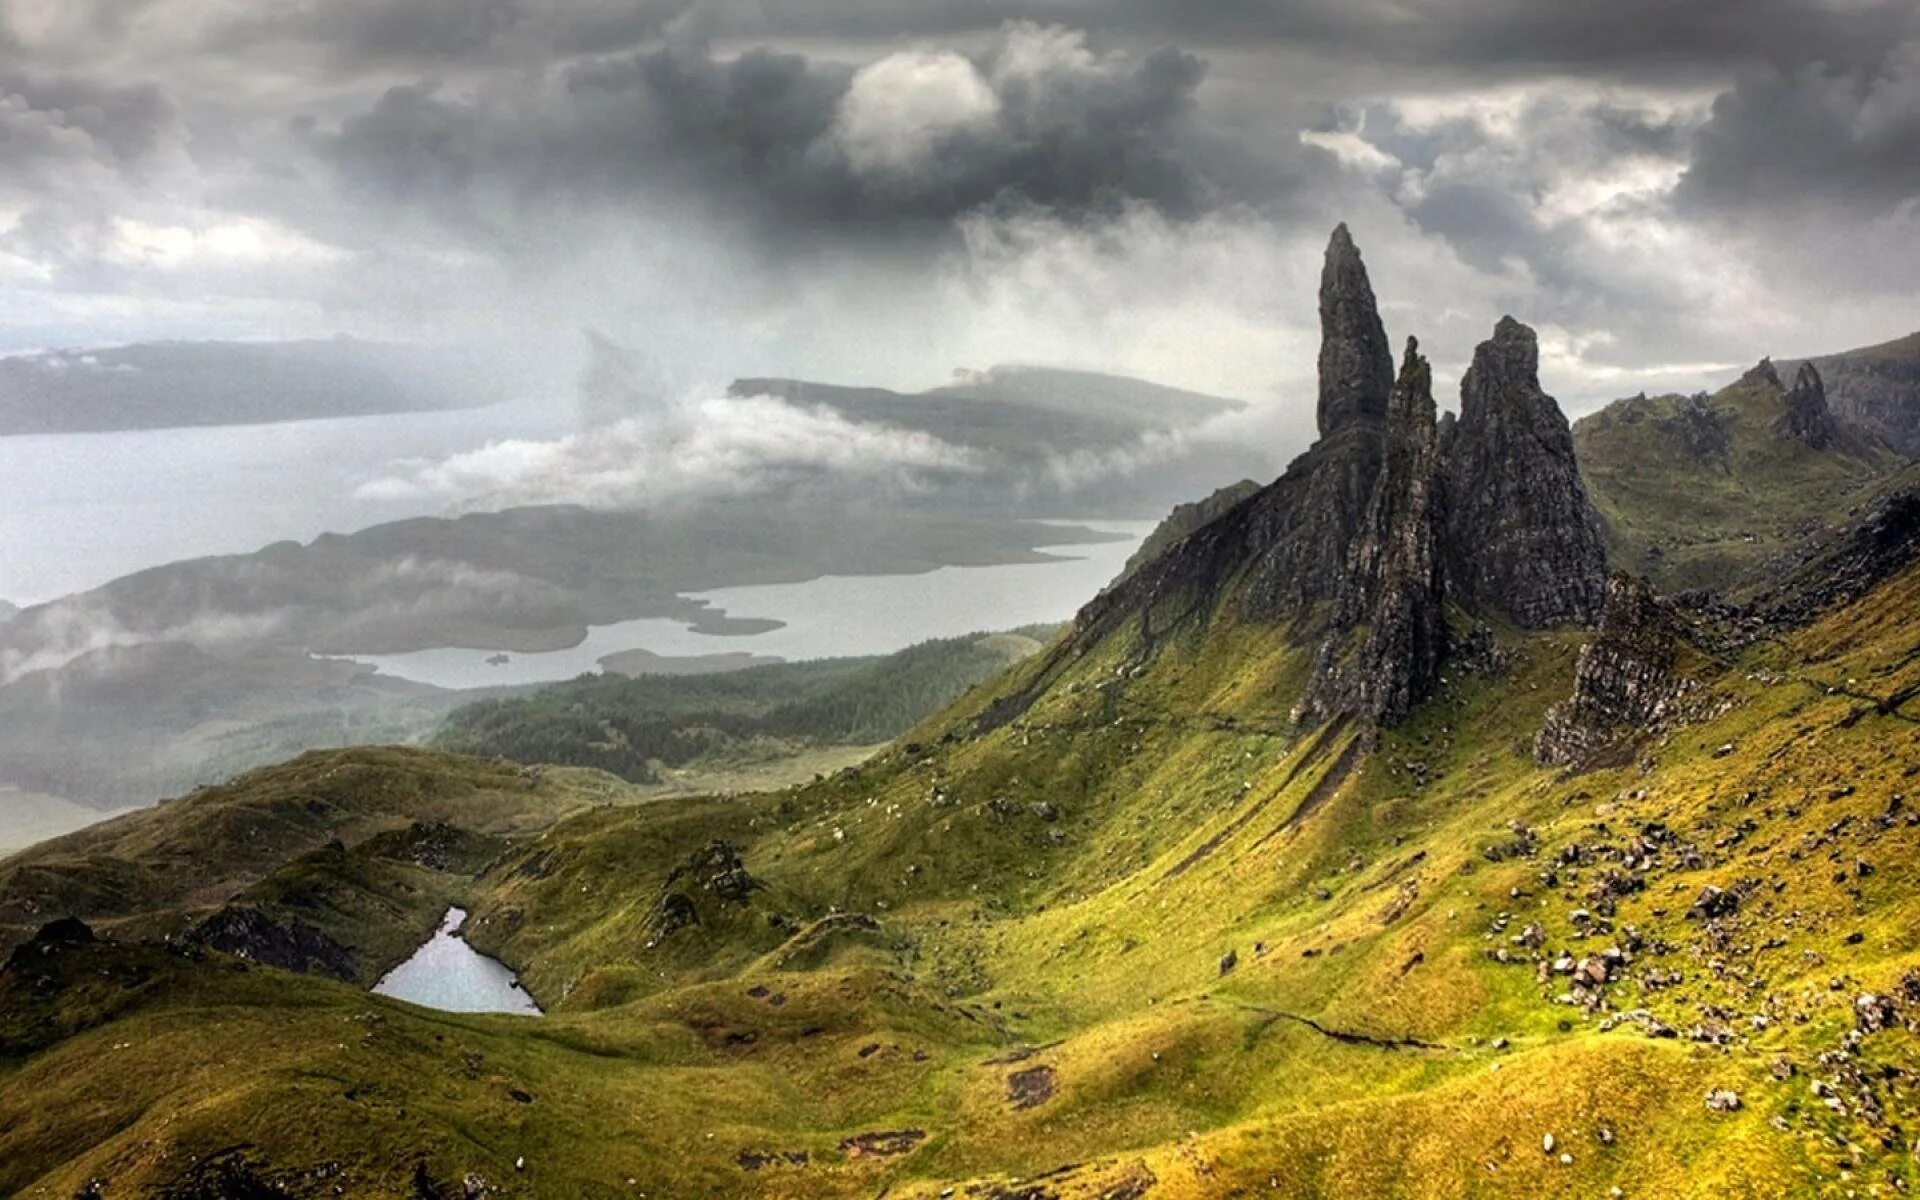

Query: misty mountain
left=0, top=643, right=474, bottom=810
left=0, top=339, right=520, bottom=436
left=729, top=365, right=1273, bottom=516
left=0, top=499, right=1123, bottom=809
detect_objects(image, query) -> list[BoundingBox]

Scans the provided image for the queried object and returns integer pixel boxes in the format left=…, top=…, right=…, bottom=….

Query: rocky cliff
left=1534, top=573, right=1699, bottom=767
left=1775, top=362, right=1837, bottom=450
left=1780, top=330, right=1920, bottom=454
left=1060, top=226, right=1608, bottom=733
left=1443, top=317, right=1610, bottom=628
left=1315, top=223, right=1395, bottom=437
left=1297, top=339, right=1446, bottom=727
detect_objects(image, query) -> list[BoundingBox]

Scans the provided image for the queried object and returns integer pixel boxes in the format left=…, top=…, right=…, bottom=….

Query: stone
left=1704, top=1089, right=1742, bottom=1113
left=1443, top=317, right=1608, bottom=628
left=1316, top=223, right=1394, bottom=437
left=1687, top=885, right=1740, bottom=921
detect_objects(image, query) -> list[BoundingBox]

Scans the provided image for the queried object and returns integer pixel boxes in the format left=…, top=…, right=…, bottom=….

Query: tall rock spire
left=1297, top=337, right=1447, bottom=728
left=1316, top=223, right=1394, bottom=437
left=1442, top=317, right=1608, bottom=627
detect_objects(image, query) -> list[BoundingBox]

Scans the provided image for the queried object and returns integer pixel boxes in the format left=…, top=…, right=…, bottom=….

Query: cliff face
left=1112, top=480, right=1261, bottom=587
left=1443, top=317, right=1610, bottom=629
left=1780, top=330, right=1920, bottom=455
left=1297, top=339, right=1446, bottom=727
left=1535, top=573, right=1696, bottom=767
left=1776, top=361, right=1838, bottom=450
left=1065, top=227, right=1608, bottom=733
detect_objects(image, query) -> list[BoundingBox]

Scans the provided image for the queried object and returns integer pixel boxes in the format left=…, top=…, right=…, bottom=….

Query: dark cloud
left=1677, top=47, right=1920, bottom=217
left=209, top=0, right=698, bottom=65
left=0, top=67, right=181, bottom=174
left=320, top=26, right=1254, bottom=251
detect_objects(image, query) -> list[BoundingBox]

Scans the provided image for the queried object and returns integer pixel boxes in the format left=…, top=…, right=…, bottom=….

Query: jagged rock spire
left=1298, top=337, right=1446, bottom=728
left=1777, top=361, right=1836, bottom=450
left=1443, top=317, right=1608, bottom=628
left=1316, top=223, right=1394, bottom=437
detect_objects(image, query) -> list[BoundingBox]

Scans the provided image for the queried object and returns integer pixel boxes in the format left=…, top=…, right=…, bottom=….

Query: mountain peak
left=1444, top=316, right=1608, bottom=628
left=1046, top=229, right=1607, bottom=736
left=1316, top=223, right=1394, bottom=437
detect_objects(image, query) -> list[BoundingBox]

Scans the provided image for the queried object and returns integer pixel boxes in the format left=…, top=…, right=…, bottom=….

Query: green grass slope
left=1576, top=369, right=1905, bottom=595
left=431, top=628, right=1053, bottom=783
left=3, top=559, right=1919, bottom=1196
left=0, top=748, right=629, bottom=960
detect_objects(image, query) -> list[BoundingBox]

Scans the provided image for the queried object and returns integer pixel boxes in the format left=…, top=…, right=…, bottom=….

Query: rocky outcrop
left=1444, top=317, right=1608, bottom=628
left=1297, top=339, right=1446, bottom=727
left=1780, top=331, right=1920, bottom=455
left=1749, top=484, right=1920, bottom=629
left=1029, top=229, right=1612, bottom=738
left=1740, top=357, right=1784, bottom=391
left=1535, top=574, right=1698, bottom=767
left=186, top=906, right=358, bottom=981
left=1775, top=362, right=1837, bottom=450
left=1316, top=223, right=1395, bottom=437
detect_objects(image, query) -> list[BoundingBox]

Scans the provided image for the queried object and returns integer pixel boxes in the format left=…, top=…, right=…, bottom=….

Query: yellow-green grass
left=4, top=561, right=1920, bottom=1197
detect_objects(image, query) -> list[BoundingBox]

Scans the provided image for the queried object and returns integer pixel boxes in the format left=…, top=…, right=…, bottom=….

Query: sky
left=3, top=0, right=1919, bottom=429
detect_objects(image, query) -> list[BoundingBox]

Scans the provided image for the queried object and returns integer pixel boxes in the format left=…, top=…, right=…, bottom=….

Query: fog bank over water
left=0, top=399, right=571, bottom=604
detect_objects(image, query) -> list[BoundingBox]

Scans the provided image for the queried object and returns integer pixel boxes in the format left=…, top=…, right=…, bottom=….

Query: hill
left=1575, top=358, right=1906, bottom=594
left=0, top=339, right=509, bottom=436
left=433, top=628, right=1054, bottom=784
left=730, top=366, right=1273, bottom=516
left=3, top=230, right=1919, bottom=1198
left=0, top=748, right=628, bottom=966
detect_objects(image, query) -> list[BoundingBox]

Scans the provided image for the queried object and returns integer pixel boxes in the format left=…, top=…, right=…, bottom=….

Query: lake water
left=339, top=519, right=1156, bottom=689
left=372, top=907, right=542, bottom=1016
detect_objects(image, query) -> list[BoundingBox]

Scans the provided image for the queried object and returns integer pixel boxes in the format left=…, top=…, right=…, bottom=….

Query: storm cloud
left=2, top=0, right=1916, bottom=420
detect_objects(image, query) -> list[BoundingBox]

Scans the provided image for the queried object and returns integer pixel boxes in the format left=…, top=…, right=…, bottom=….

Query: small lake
left=340, top=519, right=1157, bottom=690
left=372, top=907, right=542, bottom=1016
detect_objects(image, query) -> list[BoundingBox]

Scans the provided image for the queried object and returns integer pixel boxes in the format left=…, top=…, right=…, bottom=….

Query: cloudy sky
left=4, top=0, right=1918, bottom=425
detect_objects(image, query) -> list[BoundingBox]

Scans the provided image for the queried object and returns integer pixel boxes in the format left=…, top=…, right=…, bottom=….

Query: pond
left=372, top=907, right=542, bottom=1016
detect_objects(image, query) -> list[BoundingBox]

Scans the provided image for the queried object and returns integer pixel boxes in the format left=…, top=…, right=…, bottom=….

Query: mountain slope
left=0, top=339, right=505, bottom=436
left=431, top=628, right=1054, bottom=783
left=1576, top=358, right=1905, bottom=594
left=1781, top=330, right=1920, bottom=454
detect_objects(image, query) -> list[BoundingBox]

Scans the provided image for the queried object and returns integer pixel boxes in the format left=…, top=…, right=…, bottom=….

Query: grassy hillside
left=1575, top=368, right=1905, bottom=594
left=432, top=628, right=1053, bottom=783
left=0, top=748, right=629, bottom=960
left=3, top=517, right=1918, bottom=1196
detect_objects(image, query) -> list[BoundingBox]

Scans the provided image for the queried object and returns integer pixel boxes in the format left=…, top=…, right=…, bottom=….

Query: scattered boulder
left=1007, top=1064, right=1057, bottom=1110
left=838, top=1130, right=926, bottom=1159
